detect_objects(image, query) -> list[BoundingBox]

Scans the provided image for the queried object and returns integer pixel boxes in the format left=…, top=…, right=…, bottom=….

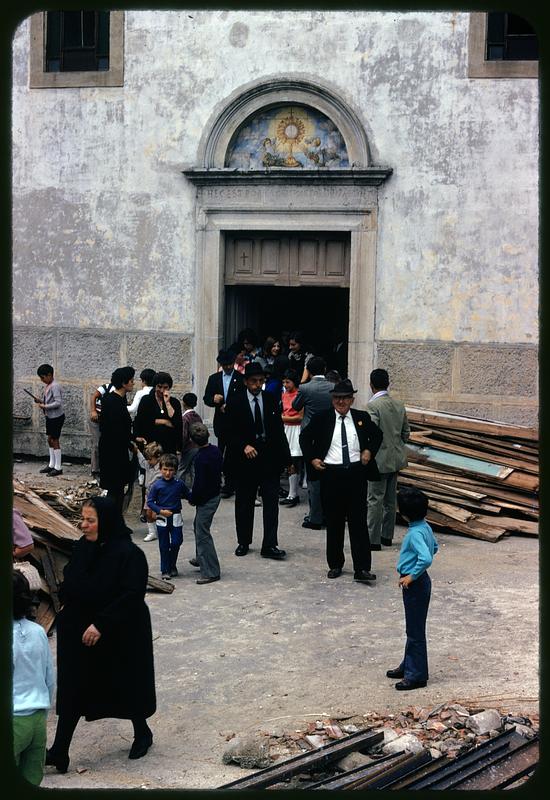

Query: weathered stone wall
left=13, top=326, right=193, bottom=457
left=11, top=10, right=539, bottom=456
left=376, top=341, right=538, bottom=427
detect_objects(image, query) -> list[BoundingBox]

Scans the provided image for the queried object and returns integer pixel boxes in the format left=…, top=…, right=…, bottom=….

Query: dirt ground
left=14, top=459, right=539, bottom=791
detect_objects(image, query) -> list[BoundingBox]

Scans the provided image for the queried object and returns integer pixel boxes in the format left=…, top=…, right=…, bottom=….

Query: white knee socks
left=288, top=473, right=300, bottom=499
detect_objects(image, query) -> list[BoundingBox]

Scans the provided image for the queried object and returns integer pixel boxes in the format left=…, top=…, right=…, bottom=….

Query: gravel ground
left=13, top=459, right=539, bottom=790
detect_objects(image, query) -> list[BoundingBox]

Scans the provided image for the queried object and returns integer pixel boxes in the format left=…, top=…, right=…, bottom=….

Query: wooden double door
left=224, top=231, right=350, bottom=287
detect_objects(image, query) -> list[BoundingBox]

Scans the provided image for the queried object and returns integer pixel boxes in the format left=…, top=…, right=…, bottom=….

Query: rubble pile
left=221, top=704, right=539, bottom=789
left=224, top=703, right=538, bottom=770
left=28, top=480, right=101, bottom=524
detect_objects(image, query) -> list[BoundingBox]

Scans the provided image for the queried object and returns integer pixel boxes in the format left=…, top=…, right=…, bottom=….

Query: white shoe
left=143, top=532, right=158, bottom=542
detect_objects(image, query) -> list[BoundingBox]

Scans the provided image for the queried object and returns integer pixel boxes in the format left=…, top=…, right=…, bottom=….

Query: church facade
left=12, top=10, right=538, bottom=456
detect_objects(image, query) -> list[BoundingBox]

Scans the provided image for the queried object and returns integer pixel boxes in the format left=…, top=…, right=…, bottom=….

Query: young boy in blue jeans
left=147, top=453, right=191, bottom=580
left=386, top=487, right=438, bottom=691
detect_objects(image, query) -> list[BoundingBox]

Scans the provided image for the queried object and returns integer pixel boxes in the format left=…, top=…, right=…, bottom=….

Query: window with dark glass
left=486, top=13, right=538, bottom=61
left=45, top=11, right=110, bottom=72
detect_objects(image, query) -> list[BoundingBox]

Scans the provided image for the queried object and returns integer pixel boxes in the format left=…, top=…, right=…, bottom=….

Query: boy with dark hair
left=35, top=363, right=65, bottom=476
left=178, top=392, right=203, bottom=487
left=187, top=422, right=223, bottom=584
left=12, top=570, right=55, bottom=785
left=386, top=487, right=438, bottom=691
left=147, top=453, right=191, bottom=579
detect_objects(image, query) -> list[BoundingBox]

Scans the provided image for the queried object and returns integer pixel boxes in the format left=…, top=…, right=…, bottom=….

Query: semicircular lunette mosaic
left=226, top=105, right=349, bottom=169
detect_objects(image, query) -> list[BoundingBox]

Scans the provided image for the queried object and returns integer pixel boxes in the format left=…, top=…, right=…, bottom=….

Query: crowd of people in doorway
left=13, top=330, right=439, bottom=784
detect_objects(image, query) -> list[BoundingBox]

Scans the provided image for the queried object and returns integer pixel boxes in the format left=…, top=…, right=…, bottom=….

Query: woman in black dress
left=133, top=371, right=183, bottom=456
left=46, top=496, right=156, bottom=773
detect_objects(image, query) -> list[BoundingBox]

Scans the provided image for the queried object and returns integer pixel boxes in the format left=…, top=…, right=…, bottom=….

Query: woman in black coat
left=46, top=496, right=156, bottom=773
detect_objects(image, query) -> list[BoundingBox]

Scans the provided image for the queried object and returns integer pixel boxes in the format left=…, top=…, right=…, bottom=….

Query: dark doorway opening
left=224, top=284, right=349, bottom=376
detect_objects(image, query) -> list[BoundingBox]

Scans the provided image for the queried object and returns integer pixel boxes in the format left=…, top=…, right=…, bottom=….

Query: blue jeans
left=156, top=513, right=183, bottom=574
left=400, top=570, right=431, bottom=683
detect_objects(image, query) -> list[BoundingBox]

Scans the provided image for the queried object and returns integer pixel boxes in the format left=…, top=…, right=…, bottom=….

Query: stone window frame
left=29, top=10, right=124, bottom=88
left=468, top=12, right=538, bottom=79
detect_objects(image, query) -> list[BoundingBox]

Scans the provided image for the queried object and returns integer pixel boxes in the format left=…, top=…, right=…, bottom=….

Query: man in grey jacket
left=292, top=357, right=333, bottom=529
left=367, top=369, right=410, bottom=548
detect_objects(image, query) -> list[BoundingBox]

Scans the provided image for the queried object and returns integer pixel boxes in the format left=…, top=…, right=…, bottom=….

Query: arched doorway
left=183, top=75, right=392, bottom=413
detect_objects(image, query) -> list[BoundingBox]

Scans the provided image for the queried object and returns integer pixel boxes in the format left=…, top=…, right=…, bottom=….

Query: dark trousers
left=234, top=467, right=280, bottom=551
left=400, top=570, right=431, bottom=683
left=320, top=463, right=371, bottom=572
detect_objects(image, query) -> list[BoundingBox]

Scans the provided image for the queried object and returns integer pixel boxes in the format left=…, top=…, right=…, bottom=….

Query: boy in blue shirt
left=386, top=487, right=438, bottom=690
left=147, top=453, right=191, bottom=580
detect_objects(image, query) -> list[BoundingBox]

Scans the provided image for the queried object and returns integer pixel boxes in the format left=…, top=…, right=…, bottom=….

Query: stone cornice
left=182, top=167, right=393, bottom=186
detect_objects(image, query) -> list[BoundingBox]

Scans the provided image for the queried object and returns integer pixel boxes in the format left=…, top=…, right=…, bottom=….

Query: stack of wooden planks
left=13, top=478, right=173, bottom=633
left=398, top=408, right=539, bottom=543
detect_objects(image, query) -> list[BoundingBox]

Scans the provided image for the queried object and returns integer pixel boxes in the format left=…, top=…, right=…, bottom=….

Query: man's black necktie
left=340, top=415, right=350, bottom=466
left=254, top=397, right=264, bottom=438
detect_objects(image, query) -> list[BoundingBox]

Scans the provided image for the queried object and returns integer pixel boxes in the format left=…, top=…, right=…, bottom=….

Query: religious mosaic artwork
left=226, top=105, right=349, bottom=169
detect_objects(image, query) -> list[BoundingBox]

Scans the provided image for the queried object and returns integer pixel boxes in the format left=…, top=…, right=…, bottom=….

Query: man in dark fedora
left=203, top=349, right=245, bottom=498
left=300, top=378, right=383, bottom=582
left=224, top=362, right=291, bottom=560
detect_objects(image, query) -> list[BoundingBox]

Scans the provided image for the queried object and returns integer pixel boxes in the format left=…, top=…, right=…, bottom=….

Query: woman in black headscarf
left=46, top=496, right=156, bottom=773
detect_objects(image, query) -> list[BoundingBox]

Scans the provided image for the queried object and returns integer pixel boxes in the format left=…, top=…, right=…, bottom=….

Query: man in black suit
left=224, top=362, right=291, bottom=560
left=203, top=349, right=245, bottom=497
left=300, top=379, right=383, bottom=582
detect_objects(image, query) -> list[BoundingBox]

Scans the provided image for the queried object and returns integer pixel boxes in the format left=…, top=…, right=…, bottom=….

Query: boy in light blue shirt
left=386, top=487, right=438, bottom=691
left=12, top=570, right=55, bottom=785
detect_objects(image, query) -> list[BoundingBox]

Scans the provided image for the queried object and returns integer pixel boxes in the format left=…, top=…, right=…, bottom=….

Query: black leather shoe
left=128, top=730, right=153, bottom=759
left=235, top=544, right=249, bottom=556
left=281, top=496, right=299, bottom=507
left=189, top=558, right=200, bottom=567
left=45, top=748, right=70, bottom=773
left=381, top=538, right=393, bottom=546
left=302, top=520, right=322, bottom=530
left=48, top=469, right=63, bottom=476
left=370, top=543, right=382, bottom=551
left=386, top=667, right=405, bottom=679
left=354, top=570, right=377, bottom=582
left=261, top=546, right=286, bottom=560
left=196, top=575, right=220, bottom=584
left=40, top=465, right=53, bottom=474
left=395, top=679, right=427, bottom=691
left=327, top=568, right=342, bottom=578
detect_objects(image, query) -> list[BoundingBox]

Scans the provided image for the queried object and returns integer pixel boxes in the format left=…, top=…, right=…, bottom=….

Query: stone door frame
left=189, top=186, right=380, bottom=414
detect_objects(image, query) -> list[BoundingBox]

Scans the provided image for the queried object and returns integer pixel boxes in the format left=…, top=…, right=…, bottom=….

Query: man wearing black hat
left=299, top=378, right=383, bottom=582
left=224, top=362, right=291, bottom=560
left=203, top=350, right=245, bottom=498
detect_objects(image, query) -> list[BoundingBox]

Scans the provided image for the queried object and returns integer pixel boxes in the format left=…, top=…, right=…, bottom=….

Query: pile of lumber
left=399, top=408, right=539, bottom=543
left=13, top=479, right=173, bottom=633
